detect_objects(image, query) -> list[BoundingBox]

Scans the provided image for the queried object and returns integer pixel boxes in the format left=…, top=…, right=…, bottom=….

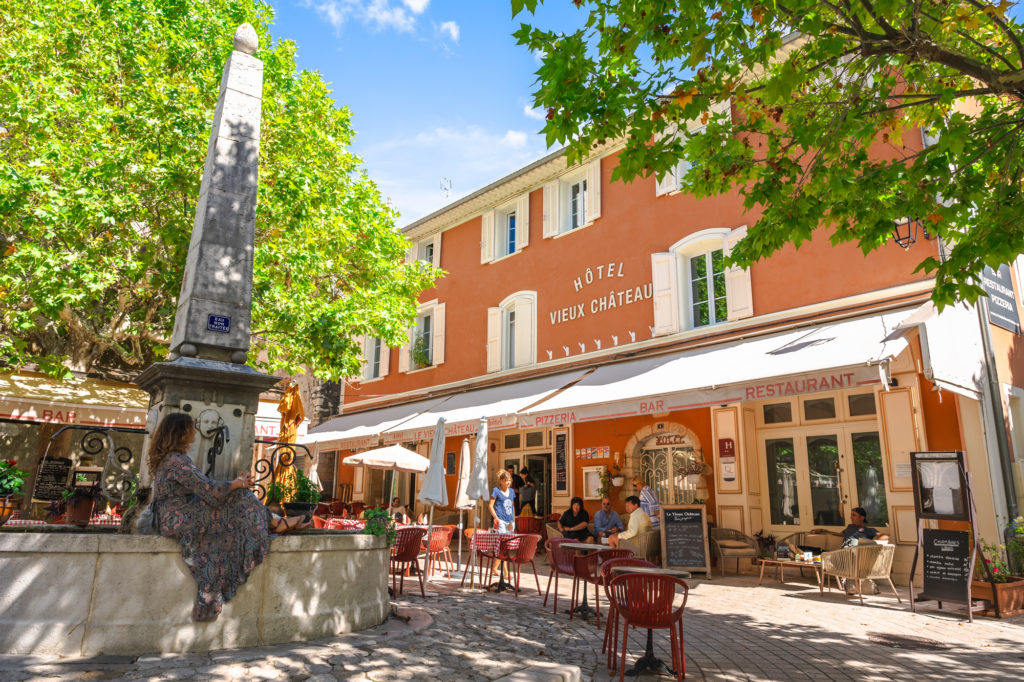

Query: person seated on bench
left=609, top=495, right=651, bottom=548
left=150, top=413, right=280, bottom=622
left=559, top=496, right=594, bottom=543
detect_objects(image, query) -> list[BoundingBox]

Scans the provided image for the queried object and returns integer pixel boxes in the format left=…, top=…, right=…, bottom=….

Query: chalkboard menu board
left=553, top=432, right=568, bottom=494
left=660, top=505, right=711, bottom=574
left=33, top=457, right=72, bottom=501
left=922, top=529, right=971, bottom=603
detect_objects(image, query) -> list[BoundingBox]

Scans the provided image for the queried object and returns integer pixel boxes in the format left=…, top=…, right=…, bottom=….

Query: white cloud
left=359, top=125, right=551, bottom=225
left=501, top=130, right=528, bottom=148
left=403, top=0, right=430, bottom=13
left=523, top=104, right=545, bottom=121
left=304, top=0, right=423, bottom=33
left=439, top=20, right=459, bottom=43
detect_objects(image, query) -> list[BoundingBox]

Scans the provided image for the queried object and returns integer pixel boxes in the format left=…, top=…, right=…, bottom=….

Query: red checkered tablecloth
left=325, top=518, right=365, bottom=530
left=471, top=531, right=526, bottom=555
left=2, top=511, right=120, bottom=527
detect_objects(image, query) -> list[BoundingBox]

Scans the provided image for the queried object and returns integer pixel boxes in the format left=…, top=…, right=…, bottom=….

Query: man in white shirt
left=609, top=495, right=652, bottom=548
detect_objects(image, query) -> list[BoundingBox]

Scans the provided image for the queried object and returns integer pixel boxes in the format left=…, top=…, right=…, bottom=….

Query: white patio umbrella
left=452, top=437, right=473, bottom=571
left=418, top=418, right=448, bottom=579
left=464, top=418, right=490, bottom=587
left=343, top=445, right=429, bottom=508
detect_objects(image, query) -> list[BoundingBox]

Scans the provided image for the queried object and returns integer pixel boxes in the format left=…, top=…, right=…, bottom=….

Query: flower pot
left=0, top=496, right=18, bottom=527
left=66, top=497, right=95, bottom=527
left=972, top=576, right=1024, bottom=618
left=611, top=476, right=625, bottom=487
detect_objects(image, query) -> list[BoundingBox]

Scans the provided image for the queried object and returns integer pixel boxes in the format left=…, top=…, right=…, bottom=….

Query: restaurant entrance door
left=759, top=425, right=889, bottom=534
left=524, top=453, right=550, bottom=517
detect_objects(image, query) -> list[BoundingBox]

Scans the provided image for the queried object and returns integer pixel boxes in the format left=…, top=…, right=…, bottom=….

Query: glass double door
left=761, top=426, right=888, bottom=532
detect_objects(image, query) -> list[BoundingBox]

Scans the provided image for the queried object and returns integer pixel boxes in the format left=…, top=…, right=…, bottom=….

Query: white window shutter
left=354, top=335, right=367, bottom=379
left=655, top=167, right=678, bottom=197
left=397, top=328, right=412, bottom=373
left=480, top=212, right=494, bottom=263
left=724, top=225, right=753, bottom=321
left=486, top=307, right=502, bottom=373
left=513, top=296, right=535, bottom=368
left=432, top=303, right=446, bottom=365
left=651, top=252, right=680, bottom=335
left=515, top=194, right=530, bottom=250
left=379, top=341, right=390, bottom=377
left=431, top=234, right=441, bottom=269
left=542, top=181, right=559, bottom=238
left=585, top=160, right=601, bottom=223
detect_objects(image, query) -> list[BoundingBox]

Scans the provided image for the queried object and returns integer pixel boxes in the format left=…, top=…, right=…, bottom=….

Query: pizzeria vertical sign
left=982, top=264, right=1021, bottom=334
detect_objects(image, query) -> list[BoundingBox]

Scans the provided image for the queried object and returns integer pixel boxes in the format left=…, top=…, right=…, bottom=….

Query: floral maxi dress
left=153, top=452, right=269, bottom=621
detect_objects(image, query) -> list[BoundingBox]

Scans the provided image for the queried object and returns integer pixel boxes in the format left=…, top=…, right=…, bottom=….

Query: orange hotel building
left=304, top=110, right=1024, bottom=580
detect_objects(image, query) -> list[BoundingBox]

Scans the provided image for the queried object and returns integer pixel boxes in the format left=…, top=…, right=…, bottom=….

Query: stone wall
left=0, top=531, right=388, bottom=656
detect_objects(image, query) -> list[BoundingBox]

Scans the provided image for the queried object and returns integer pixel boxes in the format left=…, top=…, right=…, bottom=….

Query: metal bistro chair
left=543, top=538, right=577, bottom=614
left=599, top=557, right=656, bottom=669
left=608, top=572, right=689, bottom=682
left=390, top=527, right=428, bottom=598
left=496, top=533, right=543, bottom=597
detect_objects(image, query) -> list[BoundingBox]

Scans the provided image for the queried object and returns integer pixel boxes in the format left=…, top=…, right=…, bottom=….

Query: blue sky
left=268, top=1, right=582, bottom=226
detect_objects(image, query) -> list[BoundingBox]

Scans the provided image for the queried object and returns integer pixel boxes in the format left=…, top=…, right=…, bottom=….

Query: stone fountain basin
left=0, top=530, right=388, bottom=656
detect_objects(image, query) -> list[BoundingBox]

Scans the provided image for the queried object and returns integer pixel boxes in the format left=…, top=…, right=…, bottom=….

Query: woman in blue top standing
left=489, top=470, right=516, bottom=532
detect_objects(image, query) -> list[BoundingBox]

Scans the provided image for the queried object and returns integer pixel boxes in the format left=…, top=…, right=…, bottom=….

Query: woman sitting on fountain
left=149, top=412, right=310, bottom=622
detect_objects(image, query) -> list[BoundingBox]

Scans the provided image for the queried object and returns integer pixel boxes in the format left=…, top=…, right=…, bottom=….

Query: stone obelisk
left=137, top=24, right=278, bottom=481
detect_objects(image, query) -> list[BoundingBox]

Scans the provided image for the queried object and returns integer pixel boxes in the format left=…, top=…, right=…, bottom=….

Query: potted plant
left=58, top=475, right=106, bottom=527
left=362, top=506, right=396, bottom=545
left=597, top=467, right=613, bottom=498
left=0, top=459, right=27, bottom=526
left=754, top=530, right=777, bottom=559
left=972, top=532, right=1024, bottom=618
left=282, top=470, right=321, bottom=517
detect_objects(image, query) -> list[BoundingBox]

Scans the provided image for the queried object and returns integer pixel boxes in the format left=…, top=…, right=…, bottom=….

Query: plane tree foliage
left=0, top=0, right=435, bottom=381
left=513, top=0, right=1024, bottom=306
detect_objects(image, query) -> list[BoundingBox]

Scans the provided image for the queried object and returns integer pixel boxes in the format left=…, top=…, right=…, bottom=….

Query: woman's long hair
left=147, top=412, right=195, bottom=476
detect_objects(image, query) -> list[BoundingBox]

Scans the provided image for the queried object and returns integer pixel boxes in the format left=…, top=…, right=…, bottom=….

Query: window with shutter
left=486, top=307, right=502, bottom=373
left=400, top=300, right=445, bottom=372
left=542, top=158, right=603, bottom=238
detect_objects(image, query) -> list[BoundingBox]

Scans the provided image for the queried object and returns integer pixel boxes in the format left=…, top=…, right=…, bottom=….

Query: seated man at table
left=558, top=496, right=594, bottom=543
left=593, top=497, right=623, bottom=542
left=609, top=496, right=651, bottom=548
left=812, top=506, right=889, bottom=594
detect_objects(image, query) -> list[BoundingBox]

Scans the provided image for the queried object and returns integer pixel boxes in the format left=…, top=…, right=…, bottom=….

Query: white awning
left=887, top=301, right=984, bottom=400
left=518, top=310, right=911, bottom=427
left=0, top=373, right=147, bottom=428
left=380, top=370, right=590, bottom=443
left=303, top=396, right=451, bottom=451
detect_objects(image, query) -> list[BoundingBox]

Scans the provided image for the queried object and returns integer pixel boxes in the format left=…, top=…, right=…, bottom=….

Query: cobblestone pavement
left=2, top=554, right=1023, bottom=681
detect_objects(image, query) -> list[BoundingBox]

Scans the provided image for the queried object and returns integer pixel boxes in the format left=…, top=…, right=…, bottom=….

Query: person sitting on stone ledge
left=149, top=412, right=308, bottom=622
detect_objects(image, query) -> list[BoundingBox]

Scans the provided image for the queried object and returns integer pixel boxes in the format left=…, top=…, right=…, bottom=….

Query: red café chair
left=569, top=548, right=633, bottom=627
left=422, top=526, right=455, bottom=580
left=608, top=573, right=690, bottom=682
left=496, top=533, right=543, bottom=597
left=600, top=557, right=657, bottom=669
left=543, top=538, right=577, bottom=614
left=391, top=527, right=428, bottom=598
left=515, top=516, right=546, bottom=552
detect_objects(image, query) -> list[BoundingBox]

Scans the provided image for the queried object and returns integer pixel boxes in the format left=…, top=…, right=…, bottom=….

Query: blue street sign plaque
left=207, top=315, right=231, bottom=333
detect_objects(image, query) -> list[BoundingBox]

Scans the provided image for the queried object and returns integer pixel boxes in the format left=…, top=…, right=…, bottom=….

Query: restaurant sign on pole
left=981, top=264, right=1021, bottom=334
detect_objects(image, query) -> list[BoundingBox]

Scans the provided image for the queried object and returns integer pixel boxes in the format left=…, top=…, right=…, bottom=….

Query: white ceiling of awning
left=518, top=309, right=912, bottom=425
left=380, top=370, right=591, bottom=442
left=303, top=396, right=451, bottom=449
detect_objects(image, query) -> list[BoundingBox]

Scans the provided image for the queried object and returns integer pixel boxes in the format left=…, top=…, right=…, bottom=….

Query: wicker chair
left=709, top=528, right=759, bottom=576
left=821, top=542, right=901, bottom=605
left=618, top=529, right=660, bottom=564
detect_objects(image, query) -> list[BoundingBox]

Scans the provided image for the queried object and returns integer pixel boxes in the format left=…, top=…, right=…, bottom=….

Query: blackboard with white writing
left=33, top=457, right=72, bottom=501
left=660, top=505, right=711, bottom=574
left=922, top=529, right=971, bottom=603
left=554, top=432, right=567, bottom=494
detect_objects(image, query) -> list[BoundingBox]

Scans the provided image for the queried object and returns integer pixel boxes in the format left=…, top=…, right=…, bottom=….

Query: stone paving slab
left=1, top=557, right=1022, bottom=681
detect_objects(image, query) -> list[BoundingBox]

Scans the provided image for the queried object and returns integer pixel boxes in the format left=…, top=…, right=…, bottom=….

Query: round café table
left=561, top=541, right=604, bottom=618
left=609, top=565, right=692, bottom=677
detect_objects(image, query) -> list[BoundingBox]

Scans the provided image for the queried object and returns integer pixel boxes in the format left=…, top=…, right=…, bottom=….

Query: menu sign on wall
left=982, top=264, right=1021, bottom=334
left=921, top=529, right=971, bottom=603
left=554, top=431, right=568, bottom=494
